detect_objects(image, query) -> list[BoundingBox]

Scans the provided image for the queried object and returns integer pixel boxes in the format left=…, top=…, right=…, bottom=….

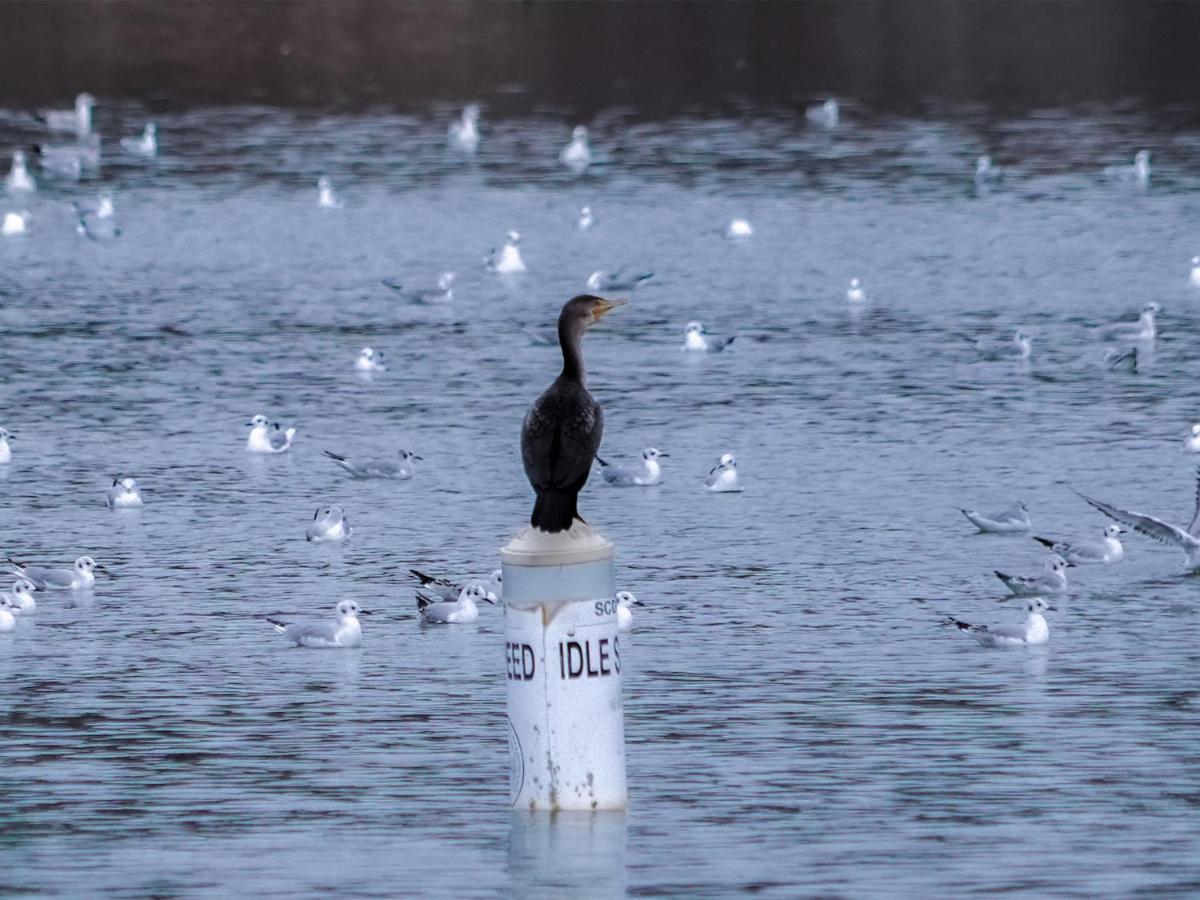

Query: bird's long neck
left=559, top=319, right=586, bottom=385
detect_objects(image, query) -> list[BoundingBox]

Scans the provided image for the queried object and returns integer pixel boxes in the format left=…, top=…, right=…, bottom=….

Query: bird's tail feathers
left=266, top=617, right=288, bottom=634
left=595, top=455, right=608, bottom=467
left=531, top=489, right=579, bottom=534
left=323, top=450, right=347, bottom=462
left=416, top=593, right=434, bottom=612
left=410, top=569, right=436, bottom=586
left=1032, top=536, right=1056, bottom=549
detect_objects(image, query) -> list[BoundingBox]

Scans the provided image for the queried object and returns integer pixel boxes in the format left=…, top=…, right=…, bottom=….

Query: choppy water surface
left=2, top=102, right=1200, bottom=897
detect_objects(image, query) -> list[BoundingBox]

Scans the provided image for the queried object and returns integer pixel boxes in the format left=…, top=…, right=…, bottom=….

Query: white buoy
left=502, top=522, right=627, bottom=812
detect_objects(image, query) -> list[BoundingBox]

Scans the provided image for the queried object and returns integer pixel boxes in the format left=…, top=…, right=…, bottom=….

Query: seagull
left=1103, top=302, right=1160, bottom=342
left=958, top=501, right=1031, bottom=534
left=974, top=154, right=1002, bottom=184
left=38, top=93, right=95, bottom=134
left=586, top=268, right=653, bottom=291
left=1033, top=524, right=1125, bottom=565
left=1, top=580, right=36, bottom=615
left=29, top=137, right=100, bottom=179
left=560, top=125, right=592, bottom=171
left=448, top=104, right=481, bottom=153
left=245, top=415, right=296, bottom=454
left=0, top=601, right=13, bottom=632
left=410, top=568, right=503, bottom=602
left=268, top=600, right=364, bottom=648
left=577, top=205, right=594, bottom=230
left=8, top=556, right=98, bottom=591
left=1075, top=477, right=1200, bottom=570
left=1103, top=346, right=1138, bottom=373
left=706, top=453, right=742, bottom=493
left=1105, top=149, right=1150, bottom=186
left=1190, top=256, right=1200, bottom=288
left=317, top=176, right=342, bottom=208
left=106, top=477, right=143, bottom=509
left=805, top=98, right=839, bottom=127
left=969, top=329, right=1032, bottom=360
left=682, top=321, right=735, bottom=352
left=846, top=278, right=866, bottom=303
left=725, top=218, right=753, bottom=239
left=323, top=448, right=420, bottom=480
left=72, top=194, right=119, bottom=241
left=417, top=583, right=495, bottom=624
left=0, top=427, right=12, bottom=463
left=1184, top=424, right=1200, bottom=454
left=596, top=448, right=667, bottom=486
left=616, top=590, right=643, bottom=632
left=120, top=123, right=157, bottom=158
left=946, top=597, right=1053, bottom=648
left=2, top=211, right=30, bottom=236
left=994, top=556, right=1071, bottom=596
left=485, top=231, right=525, bottom=273
left=382, top=271, right=454, bottom=303
left=306, top=505, right=352, bottom=543
left=354, top=347, right=386, bottom=372
left=5, top=151, right=35, bottom=194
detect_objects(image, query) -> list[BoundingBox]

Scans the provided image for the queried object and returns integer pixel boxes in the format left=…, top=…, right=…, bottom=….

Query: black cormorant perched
left=521, top=294, right=626, bottom=532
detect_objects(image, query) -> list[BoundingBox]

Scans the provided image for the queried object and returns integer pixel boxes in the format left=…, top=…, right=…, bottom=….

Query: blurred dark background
left=1, top=0, right=1198, bottom=114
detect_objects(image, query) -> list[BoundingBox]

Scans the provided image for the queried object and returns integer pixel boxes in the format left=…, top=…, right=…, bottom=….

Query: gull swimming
left=846, top=278, right=866, bottom=304
left=382, top=271, right=455, bottom=303
left=586, top=268, right=653, bottom=291
left=73, top=194, right=119, bottom=241
left=29, top=137, right=100, bottom=179
left=448, top=104, right=481, bottom=153
left=2, top=211, right=30, bottom=236
left=306, top=505, right=352, bottom=543
left=1190, top=256, right=1200, bottom=288
left=5, top=151, right=35, bottom=194
left=410, top=568, right=503, bottom=602
left=323, top=448, right=420, bottom=480
left=486, top=231, right=526, bottom=273
left=8, top=556, right=98, bottom=591
left=946, top=597, right=1053, bottom=648
left=1103, top=346, right=1139, bottom=373
left=268, top=599, right=364, bottom=648
left=805, top=98, right=839, bottom=127
left=0, top=602, right=13, bottom=632
left=560, top=126, right=592, bottom=172
left=1184, top=424, right=1200, bottom=454
left=317, top=176, right=342, bottom=208
left=969, top=329, right=1032, bottom=360
left=577, top=205, right=594, bottom=230
left=417, top=583, right=495, bottom=624
left=1105, top=149, right=1150, bottom=186
left=1103, top=302, right=1160, bottom=342
left=616, top=591, right=643, bottom=632
left=725, top=218, right=753, bottom=239
left=974, top=154, right=1002, bottom=184
left=706, top=453, right=742, bottom=493
left=682, top=321, right=735, bottom=352
left=354, top=347, right=386, bottom=372
left=958, top=501, right=1031, bottom=534
left=1034, top=524, right=1125, bottom=564
left=1075, top=477, right=1200, bottom=570
left=106, top=477, right=143, bottom=509
left=246, top=415, right=296, bottom=454
left=38, top=93, right=95, bottom=134
left=120, top=123, right=157, bottom=158
left=994, top=555, right=1070, bottom=596
left=0, top=427, right=12, bottom=463
left=1, top=580, right=36, bottom=615
left=596, top=448, right=667, bottom=486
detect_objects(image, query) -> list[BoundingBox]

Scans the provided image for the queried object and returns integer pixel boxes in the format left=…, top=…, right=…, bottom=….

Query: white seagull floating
left=268, top=600, right=364, bottom=648
left=805, top=98, right=839, bottom=128
left=1190, top=256, right=1200, bottom=288
left=1105, top=149, right=1150, bottom=186
left=1034, top=524, right=1125, bottom=565
left=1, top=580, right=36, bottom=615
left=577, top=205, right=594, bottom=230
left=39, top=93, right=95, bottom=134
left=946, top=597, right=1053, bottom=648
left=354, top=347, right=386, bottom=372
left=560, top=125, right=592, bottom=171
left=317, top=176, right=342, bottom=208
left=1184, top=424, right=1200, bottom=454
left=106, top=476, right=143, bottom=509
left=1103, top=302, right=1160, bottom=342
left=8, top=556, right=98, bottom=591
left=958, top=501, right=1031, bottom=534
left=73, top=194, right=119, bottom=241
left=682, top=321, right=735, bottom=352
left=245, top=415, right=296, bottom=454
left=0, top=427, right=12, bottom=463
left=596, top=448, right=667, bottom=486
left=323, top=448, right=420, bottom=480
left=994, top=555, right=1070, bottom=596
left=306, top=505, right=352, bottom=543
left=725, top=218, right=753, bottom=239
left=846, top=278, right=866, bottom=303
left=2, top=211, right=31, bottom=236
left=616, top=591, right=643, bottom=632
left=706, top=453, right=742, bottom=493
left=1075, top=477, right=1200, bottom=570
left=417, top=583, right=495, bottom=624
left=974, top=154, right=1002, bottom=184
left=448, top=104, right=481, bottom=153
left=969, top=329, right=1032, bottom=361
left=586, top=268, right=653, bottom=292
left=120, top=123, right=157, bottom=158
left=30, top=136, right=100, bottom=179
left=1102, top=346, right=1139, bottom=373
left=382, top=271, right=455, bottom=303
left=5, top=151, right=35, bottom=194
left=486, top=231, right=526, bottom=273
left=410, top=568, right=502, bottom=602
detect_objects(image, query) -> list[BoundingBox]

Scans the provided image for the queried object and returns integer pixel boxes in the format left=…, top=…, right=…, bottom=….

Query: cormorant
left=521, top=294, right=625, bottom=532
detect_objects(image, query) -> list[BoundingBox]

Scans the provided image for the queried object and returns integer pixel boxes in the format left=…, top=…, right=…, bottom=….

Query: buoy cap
left=502, top=522, right=614, bottom=567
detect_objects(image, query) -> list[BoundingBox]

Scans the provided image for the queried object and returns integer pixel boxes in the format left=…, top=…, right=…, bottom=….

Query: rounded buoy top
left=502, top=521, right=614, bottom=567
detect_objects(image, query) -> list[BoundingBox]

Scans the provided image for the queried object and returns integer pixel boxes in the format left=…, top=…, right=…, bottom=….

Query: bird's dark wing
left=521, top=385, right=602, bottom=492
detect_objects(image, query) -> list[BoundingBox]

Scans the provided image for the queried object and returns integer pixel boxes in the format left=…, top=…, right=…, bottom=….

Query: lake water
left=2, top=98, right=1200, bottom=896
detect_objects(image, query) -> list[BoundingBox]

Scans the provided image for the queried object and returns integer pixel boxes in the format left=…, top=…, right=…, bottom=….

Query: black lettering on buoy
left=559, top=642, right=565, bottom=679
left=598, top=638, right=611, bottom=675
left=522, top=643, right=536, bottom=679
left=567, top=641, right=585, bottom=678
left=585, top=640, right=599, bottom=676
left=613, top=636, right=620, bottom=674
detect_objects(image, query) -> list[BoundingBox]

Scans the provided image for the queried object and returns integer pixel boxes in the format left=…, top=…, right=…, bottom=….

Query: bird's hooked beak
left=483, top=592, right=498, bottom=605
left=358, top=609, right=373, bottom=616
left=1045, top=605, right=1058, bottom=612
left=658, top=452, right=671, bottom=458
left=593, top=297, right=627, bottom=321
left=632, top=597, right=645, bottom=606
